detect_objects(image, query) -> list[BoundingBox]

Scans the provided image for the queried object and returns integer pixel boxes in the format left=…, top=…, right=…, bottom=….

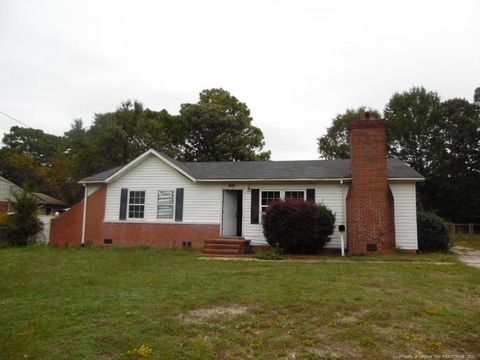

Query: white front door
left=222, top=190, right=238, bottom=237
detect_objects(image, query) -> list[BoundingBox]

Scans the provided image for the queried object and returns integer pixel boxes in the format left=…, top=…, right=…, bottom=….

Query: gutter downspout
left=81, top=184, right=88, bottom=247
left=340, top=180, right=345, bottom=256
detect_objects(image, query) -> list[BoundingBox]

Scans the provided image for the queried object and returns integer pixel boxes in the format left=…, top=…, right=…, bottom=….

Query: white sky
left=0, top=0, right=479, bottom=160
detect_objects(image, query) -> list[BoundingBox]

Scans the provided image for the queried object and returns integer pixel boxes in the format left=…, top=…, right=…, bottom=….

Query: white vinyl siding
left=390, top=182, right=418, bottom=250
left=243, top=184, right=349, bottom=247
left=87, top=184, right=101, bottom=196
left=0, top=177, right=18, bottom=202
left=104, top=155, right=222, bottom=224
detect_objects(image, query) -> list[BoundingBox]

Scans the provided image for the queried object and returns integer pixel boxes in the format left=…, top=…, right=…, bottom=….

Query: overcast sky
left=0, top=0, right=479, bottom=160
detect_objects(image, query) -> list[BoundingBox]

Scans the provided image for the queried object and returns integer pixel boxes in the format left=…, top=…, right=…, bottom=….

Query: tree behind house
left=316, top=87, right=480, bottom=223
left=180, top=88, right=271, bottom=161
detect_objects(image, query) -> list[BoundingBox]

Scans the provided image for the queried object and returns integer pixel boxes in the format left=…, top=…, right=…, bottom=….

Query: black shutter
left=119, top=188, right=128, bottom=220
left=251, top=189, right=260, bottom=224
left=306, top=188, right=315, bottom=202
left=175, top=188, right=184, bottom=222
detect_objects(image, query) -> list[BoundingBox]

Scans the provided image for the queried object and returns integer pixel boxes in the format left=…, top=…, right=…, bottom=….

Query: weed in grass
left=302, top=338, right=315, bottom=347
left=126, top=345, right=152, bottom=358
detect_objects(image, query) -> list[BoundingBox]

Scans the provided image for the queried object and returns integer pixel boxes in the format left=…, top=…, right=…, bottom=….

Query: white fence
left=34, top=215, right=53, bottom=244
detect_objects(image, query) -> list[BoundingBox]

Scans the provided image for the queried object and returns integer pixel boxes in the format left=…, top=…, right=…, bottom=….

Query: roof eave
left=388, top=177, right=425, bottom=181
left=78, top=180, right=106, bottom=184
left=78, top=149, right=198, bottom=184
left=195, top=178, right=353, bottom=182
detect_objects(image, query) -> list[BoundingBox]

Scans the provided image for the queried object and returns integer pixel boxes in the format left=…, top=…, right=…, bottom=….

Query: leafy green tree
left=180, top=89, right=270, bottom=161
left=4, top=188, right=43, bottom=246
left=83, top=100, right=183, bottom=168
left=0, top=127, right=70, bottom=202
left=1, top=91, right=271, bottom=204
left=384, top=87, right=443, bottom=176
left=2, top=126, right=66, bottom=165
left=317, top=107, right=381, bottom=159
left=422, top=98, right=480, bottom=222
left=317, top=87, right=480, bottom=223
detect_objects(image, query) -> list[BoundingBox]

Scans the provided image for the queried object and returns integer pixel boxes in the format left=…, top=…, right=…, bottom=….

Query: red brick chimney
left=346, top=112, right=395, bottom=254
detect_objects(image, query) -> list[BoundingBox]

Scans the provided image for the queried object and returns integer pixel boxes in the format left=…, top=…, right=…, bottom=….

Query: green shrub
left=417, top=210, right=451, bottom=253
left=4, top=190, right=43, bottom=246
left=262, top=199, right=335, bottom=254
left=255, top=248, right=283, bottom=260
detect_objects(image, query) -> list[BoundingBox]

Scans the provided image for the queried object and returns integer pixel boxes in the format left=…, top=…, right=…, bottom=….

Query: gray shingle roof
left=80, top=156, right=423, bottom=182
left=81, top=165, right=124, bottom=182
left=33, top=193, right=68, bottom=207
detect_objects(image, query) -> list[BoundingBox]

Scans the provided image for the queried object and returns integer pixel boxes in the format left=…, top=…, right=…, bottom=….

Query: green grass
left=454, top=233, right=480, bottom=249
left=0, top=247, right=479, bottom=359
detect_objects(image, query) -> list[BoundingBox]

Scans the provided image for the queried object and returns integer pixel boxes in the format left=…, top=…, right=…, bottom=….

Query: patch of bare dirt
left=335, top=309, right=370, bottom=324
left=179, top=305, right=248, bottom=323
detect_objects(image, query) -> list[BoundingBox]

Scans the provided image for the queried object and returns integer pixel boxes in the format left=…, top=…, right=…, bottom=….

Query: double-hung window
left=260, top=190, right=307, bottom=219
left=285, top=191, right=305, bottom=200
left=157, top=190, right=174, bottom=219
left=261, top=191, right=280, bottom=214
left=128, top=191, right=145, bottom=218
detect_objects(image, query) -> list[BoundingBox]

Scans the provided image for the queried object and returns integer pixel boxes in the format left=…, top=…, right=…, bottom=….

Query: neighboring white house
left=0, top=175, right=19, bottom=214
left=0, top=176, right=67, bottom=243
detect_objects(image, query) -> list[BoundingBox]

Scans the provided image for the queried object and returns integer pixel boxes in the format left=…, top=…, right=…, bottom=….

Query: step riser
left=203, top=249, right=240, bottom=255
left=203, top=239, right=252, bottom=256
left=205, top=239, right=249, bottom=245
left=204, top=244, right=243, bottom=250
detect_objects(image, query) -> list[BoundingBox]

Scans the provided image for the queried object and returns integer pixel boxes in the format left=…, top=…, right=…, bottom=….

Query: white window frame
left=284, top=190, right=305, bottom=200
left=157, top=190, right=176, bottom=220
left=260, top=189, right=307, bottom=222
left=127, top=190, right=146, bottom=219
left=261, top=190, right=281, bottom=214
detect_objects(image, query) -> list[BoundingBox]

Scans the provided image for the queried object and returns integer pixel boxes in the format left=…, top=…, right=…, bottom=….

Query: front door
left=221, top=190, right=242, bottom=237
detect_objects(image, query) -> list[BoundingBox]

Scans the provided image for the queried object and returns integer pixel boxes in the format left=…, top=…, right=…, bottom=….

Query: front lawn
left=0, top=247, right=479, bottom=359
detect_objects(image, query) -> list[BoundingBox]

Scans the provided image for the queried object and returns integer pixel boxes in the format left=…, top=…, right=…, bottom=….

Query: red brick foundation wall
left=50, top=185, right=220, bottom=249
left=0, top=201, right=9, bottom=215
left=346, top=116, right=396, bottom=254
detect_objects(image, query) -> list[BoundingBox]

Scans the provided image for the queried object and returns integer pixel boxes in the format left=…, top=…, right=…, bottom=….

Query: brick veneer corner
left=50, top=185, right=219, bottom=249
left=0, top=201, right=9, bottom=215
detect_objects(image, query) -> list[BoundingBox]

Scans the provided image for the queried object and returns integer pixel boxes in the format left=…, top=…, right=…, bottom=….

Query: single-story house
left=0, top=176, right=67, bottom=216
left=0, top=175, right=19, bottom=214
left=50, top=115, right=424, bottom=255
left=33, top=193, right=68, bottom=216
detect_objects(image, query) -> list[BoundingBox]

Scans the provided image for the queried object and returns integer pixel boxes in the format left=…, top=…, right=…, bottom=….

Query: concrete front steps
left=203, top=238, right=251, bottom=257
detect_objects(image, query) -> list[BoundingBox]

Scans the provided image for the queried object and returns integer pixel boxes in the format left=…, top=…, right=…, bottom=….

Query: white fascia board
left=388, top=178, right=425, bottom=182
left=102, top=149, right=197, bottom=183
left=195, top=178, right=353, bottom=183
left=78, top=149, right=198, bottom=184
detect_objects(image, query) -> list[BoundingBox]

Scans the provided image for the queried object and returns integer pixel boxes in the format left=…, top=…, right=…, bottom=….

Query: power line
left=0, top=111, right=32, bottom=128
